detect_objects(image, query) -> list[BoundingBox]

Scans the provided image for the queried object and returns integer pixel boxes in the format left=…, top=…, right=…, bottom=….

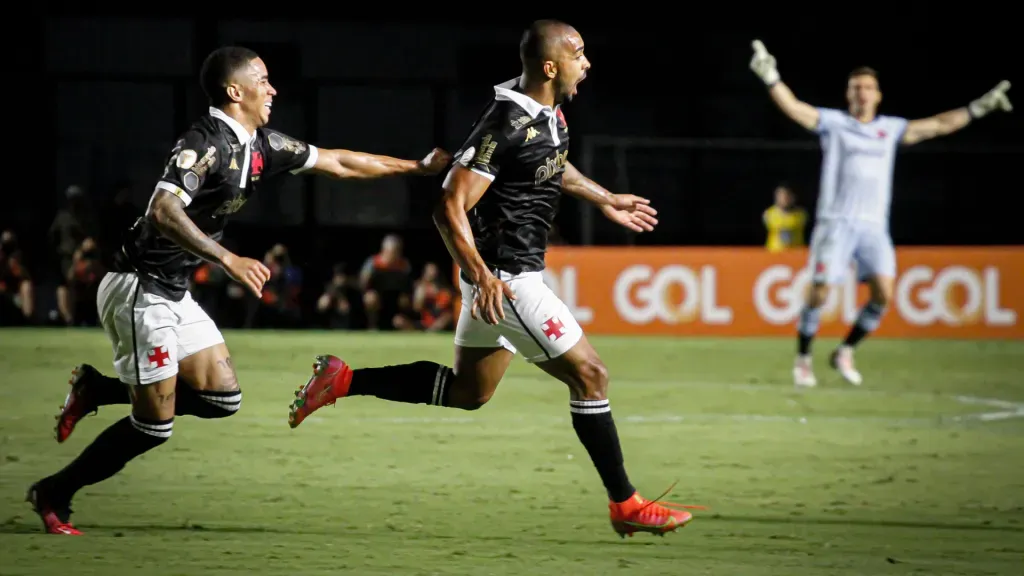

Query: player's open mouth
left=264, top=102, right=273, bottom=113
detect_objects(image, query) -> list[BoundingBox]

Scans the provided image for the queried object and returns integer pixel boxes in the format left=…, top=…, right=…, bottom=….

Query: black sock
left=348, top=361, right=454, bottom=407
left=85, top=370, right=131, bottom=407
left=570, top=399, right=636, bottom=503
left=843, top=301, right=885, bottom=348
left=43, top=415, right=171, bottom=505
left=843, top=325, right=868, bottom=347
left=174, top=384, right=242, bottom=418
left=798, top=332, right=814, bottom=356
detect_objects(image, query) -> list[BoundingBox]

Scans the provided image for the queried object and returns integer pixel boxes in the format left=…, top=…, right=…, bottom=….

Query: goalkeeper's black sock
left=570, top=399, right=636, bottom=503
left=349, top=362, right=454, bottom=407
left=42, top=415, right=171, bottom=505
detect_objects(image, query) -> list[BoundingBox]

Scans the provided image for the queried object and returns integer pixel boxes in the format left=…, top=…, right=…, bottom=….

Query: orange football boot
left=609, top=489, right=706, bottom=538
left=288, top=355, right=353, bottom=428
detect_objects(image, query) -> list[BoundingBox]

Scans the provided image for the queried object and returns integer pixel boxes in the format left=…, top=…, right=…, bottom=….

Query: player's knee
left=574, top=357, right=609, bottom=400
left=447, top=374, right=495, bottom=410
left=872, top=290, right=891, bottom=308
left=807, top=284, right=829, bottom=308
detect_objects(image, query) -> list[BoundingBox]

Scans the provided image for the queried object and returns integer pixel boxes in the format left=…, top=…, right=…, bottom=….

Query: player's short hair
left=520, top=19, right=571, bottom=70
left=848, top=66, right=879, bottom=82
left=200, top=46, right=261, bottom=106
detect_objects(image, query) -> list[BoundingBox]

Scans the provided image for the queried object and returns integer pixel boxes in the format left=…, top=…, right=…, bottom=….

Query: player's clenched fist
left=418, top=147, right=454, bottom=175
left=222, top=253, right=272, bottom=298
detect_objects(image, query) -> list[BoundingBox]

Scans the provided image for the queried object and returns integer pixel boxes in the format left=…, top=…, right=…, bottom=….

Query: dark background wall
left=9, top=15, right=1022, bottom=292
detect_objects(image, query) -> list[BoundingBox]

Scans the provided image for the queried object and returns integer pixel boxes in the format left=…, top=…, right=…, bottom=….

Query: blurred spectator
left=65, top=237, right=104, bottom=326
left=394, top=262, right=454, bottom=332
left=0, top=230, right=34, bottom=325
left=762, top=182, right=808, bottom=253
left=51, top=185, right=99, bottom=324
left=317, top=263, right=355, bottom=329
left=359, top=234, right=413, bottom=330
left=246, top=243, right=302, bottom=328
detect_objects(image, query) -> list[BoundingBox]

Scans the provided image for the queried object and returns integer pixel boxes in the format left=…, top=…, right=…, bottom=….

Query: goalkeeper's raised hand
left=969, top=81, right=1012, bottom=119
left=749, top=39, right=780, bottom=86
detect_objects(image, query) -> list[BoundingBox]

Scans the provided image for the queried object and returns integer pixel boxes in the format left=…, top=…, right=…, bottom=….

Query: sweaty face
left=846, top=74, right=881, bottom=117
left=552, top=31, right=590, bottom=104
left=230, top=57, right=277, bottom=128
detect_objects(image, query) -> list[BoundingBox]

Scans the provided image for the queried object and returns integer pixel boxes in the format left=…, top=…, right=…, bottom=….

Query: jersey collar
left=209, top=107, right=256, bottom=144
left=493, top=77, right=560, bottom=119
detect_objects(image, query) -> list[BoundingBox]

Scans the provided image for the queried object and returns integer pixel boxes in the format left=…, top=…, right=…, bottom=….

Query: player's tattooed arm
left=310, top=148, right=451, bottom=179
left=147, top=191, right=271, bottom=297
left=147, top=190, right=231, bottom=264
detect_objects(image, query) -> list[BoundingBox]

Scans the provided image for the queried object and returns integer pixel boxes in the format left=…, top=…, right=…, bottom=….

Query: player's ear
left=543, top=61, right=557, bottom=80
left=225, top=83, right=243, bottom=103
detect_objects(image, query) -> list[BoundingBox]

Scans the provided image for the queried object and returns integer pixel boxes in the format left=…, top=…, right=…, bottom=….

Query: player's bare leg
left=30, top=376, right=177, bottom=534
left=535, top=335, right=701, bottom=537
left=831, top=275, right=893, bottom=385
left=794, top=282, right=829, bottom=387
left=289, top=344, right=511, bottom=427
left=56, top=345, right=240, bottom=441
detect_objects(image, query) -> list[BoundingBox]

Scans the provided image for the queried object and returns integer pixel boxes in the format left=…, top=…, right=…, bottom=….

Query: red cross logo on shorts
left=541, top=317, right=566, bottom=341
left=147, top=346, right=170, bottom=368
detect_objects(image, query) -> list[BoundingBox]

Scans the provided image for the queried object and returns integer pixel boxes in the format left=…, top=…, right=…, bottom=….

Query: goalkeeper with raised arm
left=748, top=39, right=1012, bottom=388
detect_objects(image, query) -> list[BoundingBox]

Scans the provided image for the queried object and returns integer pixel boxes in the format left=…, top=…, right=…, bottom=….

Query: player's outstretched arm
left=307, top=147, right=452, bottom=180
left=147, top=190, right=270, bottom=297
left=902, top=80, right=1012, bottom=145
left=749, top=40, right=820, bottom=131
left=562, top=162, right=659, bottom=233
left=432, top=164, right=513, bottom=324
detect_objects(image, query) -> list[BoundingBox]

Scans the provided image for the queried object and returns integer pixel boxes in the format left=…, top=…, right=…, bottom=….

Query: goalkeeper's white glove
left=749, top=39, right=780, bottom=86
left=969, top=80, right=1012, bottom=119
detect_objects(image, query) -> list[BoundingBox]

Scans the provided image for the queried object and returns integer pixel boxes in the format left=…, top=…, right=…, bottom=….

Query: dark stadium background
left=10, top=15, right=1020, bottom=326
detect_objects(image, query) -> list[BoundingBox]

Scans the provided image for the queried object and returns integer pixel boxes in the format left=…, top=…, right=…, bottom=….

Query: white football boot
left=793, top=355, right=817, bottom=388
left=830, top=345, right=863, bottom=385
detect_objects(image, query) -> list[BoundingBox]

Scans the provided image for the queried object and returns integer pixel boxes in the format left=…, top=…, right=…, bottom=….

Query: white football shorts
left=97, top=271, right=225, bottom=385
left=455, top=269, right=583, bottom=363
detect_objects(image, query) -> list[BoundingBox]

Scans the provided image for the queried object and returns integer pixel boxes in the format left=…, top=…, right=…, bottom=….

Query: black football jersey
left=453, top=78, right=570, bottom=276
left=115, top=107, right=317, bottom=301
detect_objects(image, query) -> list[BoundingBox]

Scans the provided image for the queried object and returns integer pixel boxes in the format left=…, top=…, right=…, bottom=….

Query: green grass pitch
left=1, top=328, right=1022, bottom=575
